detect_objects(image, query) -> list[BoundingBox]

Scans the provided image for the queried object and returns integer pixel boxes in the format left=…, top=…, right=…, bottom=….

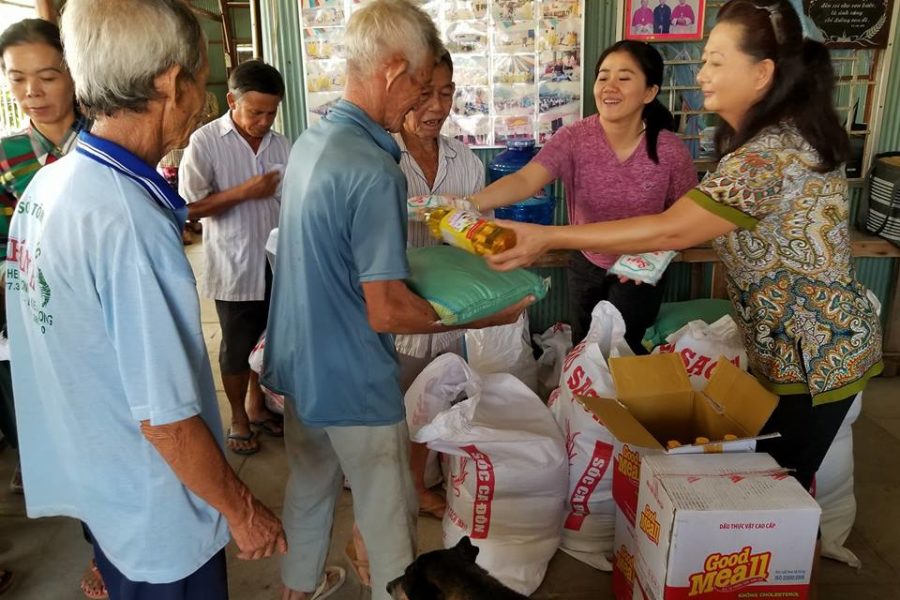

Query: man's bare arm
left=140, top=415, right=287, bottom=560
left=187, top=172, right=280, bottom=220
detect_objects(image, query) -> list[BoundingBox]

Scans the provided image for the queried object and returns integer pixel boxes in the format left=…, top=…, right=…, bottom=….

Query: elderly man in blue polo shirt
left=263, top=1, right=532, bottom=599
left=5, top=1, right=285, bottom=598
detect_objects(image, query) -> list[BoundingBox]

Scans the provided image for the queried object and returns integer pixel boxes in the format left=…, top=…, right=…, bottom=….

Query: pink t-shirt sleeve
left=533, top=125, right=574, bottom=183
left=663, top=135, right=699, bottom=208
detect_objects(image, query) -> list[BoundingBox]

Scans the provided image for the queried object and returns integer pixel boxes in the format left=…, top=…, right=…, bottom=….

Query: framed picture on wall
left=624, top=0, right=705, bottom=42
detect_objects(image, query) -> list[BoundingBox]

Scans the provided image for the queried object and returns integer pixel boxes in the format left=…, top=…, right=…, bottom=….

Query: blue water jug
left=488, top=138, right=555, bottom=225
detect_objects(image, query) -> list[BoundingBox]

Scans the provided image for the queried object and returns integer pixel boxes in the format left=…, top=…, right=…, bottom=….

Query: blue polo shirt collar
left=325, top=100, right=401, bottom=163
left=75, top=131, right=188, bottom=225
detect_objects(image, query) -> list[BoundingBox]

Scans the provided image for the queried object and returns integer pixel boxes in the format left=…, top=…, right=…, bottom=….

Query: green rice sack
left=642, top=299, right=734, bottom=348
left=406, top=246, right=549, bottom=325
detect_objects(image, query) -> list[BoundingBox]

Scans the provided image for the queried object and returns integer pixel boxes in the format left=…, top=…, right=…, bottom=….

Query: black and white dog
left=387, top=537, right=529, bottom=600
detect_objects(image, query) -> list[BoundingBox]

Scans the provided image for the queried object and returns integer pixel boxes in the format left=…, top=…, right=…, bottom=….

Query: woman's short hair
left=0, top=19, right=64, bottom=71
left=343, top=0, right=444, bottom=77
left=61, top=0, right=206, bottom=117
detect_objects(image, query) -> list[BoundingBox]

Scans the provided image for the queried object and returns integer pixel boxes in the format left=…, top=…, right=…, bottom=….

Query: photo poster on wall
left=624, top=0, right=706, bottom=42
left=298, top=0, right=585, bottom=147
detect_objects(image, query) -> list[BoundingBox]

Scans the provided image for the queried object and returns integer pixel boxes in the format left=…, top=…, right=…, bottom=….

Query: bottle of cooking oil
left=423, top=207, right=517, bottom=256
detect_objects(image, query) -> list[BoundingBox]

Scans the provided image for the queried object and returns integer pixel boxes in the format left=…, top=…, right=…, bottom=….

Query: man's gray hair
left=61, top=0, right=205, bottom=117
left=343, top=0, right=444, bottom=77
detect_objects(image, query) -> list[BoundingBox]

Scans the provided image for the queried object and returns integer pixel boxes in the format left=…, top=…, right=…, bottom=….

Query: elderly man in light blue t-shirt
left=5, top=1, right=285, bottom=598
left=262, top=1, right=532, bottom=599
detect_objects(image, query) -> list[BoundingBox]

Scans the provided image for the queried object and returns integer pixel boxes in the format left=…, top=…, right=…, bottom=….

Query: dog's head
left=386, top=537, right=480, bottom=600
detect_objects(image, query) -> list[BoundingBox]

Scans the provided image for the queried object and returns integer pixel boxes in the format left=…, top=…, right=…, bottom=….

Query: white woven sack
left=549, top=301, right=633, bottom=570
left=413, top=354, right=567, bottom=595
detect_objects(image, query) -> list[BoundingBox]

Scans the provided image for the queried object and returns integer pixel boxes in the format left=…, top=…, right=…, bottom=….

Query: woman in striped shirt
left=395, top=49, right=485, bottom=515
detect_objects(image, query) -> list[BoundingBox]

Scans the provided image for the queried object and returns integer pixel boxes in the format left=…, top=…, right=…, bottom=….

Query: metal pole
left=250, top=0, right=263, bottom=59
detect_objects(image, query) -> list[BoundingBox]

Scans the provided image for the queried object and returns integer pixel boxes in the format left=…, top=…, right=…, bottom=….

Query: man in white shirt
left=180, top=60, right=291, bottom=454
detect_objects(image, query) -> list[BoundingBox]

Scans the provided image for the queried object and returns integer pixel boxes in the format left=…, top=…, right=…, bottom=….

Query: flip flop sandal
left=79, top=560, right=107, bottom=599
left=344, top=540, right=371, bottom=588
left=9, top=464, right=23, bottom=495
left=311, top=566, right=346, bottom=600
left=226, top=430, right=260, bottom=455
left=250, top=418, right=284, bottom=437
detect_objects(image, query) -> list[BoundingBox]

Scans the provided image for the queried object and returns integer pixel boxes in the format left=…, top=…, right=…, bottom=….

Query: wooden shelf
left=530, top=230, right=900, bottom=269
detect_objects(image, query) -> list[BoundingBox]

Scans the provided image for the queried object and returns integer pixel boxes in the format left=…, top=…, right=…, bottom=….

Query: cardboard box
left=576, top=353, right=779, bottom=525
left=613, top=507, right=637, bottom=600
left=635, top=454, right=820, bottom=600
left=613, top=508, right=652, bottom=600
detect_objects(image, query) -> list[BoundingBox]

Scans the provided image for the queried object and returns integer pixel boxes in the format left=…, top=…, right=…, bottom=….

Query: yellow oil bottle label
left=440, top=210, right=488, bottom=253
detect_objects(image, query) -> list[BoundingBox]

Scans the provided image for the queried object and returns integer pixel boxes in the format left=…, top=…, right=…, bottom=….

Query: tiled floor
left=0, top=239, right=898, bottom=599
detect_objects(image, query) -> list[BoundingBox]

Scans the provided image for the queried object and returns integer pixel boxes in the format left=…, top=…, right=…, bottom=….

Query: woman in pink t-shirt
left=470, top=40, right=697, bottom=352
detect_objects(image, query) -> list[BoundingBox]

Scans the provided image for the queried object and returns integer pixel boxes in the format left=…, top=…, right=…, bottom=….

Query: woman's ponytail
left=643, top=98, right=676, bottom=164
left=791, top=38, right=848, bottom=170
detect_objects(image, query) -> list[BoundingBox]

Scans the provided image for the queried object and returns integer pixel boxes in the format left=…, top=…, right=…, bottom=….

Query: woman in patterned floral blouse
left=486, top=0, right=883, bottom=497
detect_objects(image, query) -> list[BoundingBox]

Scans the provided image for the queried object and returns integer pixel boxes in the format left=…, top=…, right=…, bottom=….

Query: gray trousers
left=281, top=400, right=418, bottom=600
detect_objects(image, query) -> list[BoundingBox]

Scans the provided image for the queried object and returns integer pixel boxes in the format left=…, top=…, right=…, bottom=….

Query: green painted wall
left=201, top=17, right=229, bottom=116
left=199, top=4, right=259, bottom=118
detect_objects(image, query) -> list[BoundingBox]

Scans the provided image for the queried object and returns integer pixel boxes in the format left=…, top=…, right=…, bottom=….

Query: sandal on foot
left=226, top=430, right=260, bottom=455
left=79, top=560, right=107, bottom=599
left=344, top=540, right=371, bottom=588
left=9, top=463, right=23, bottom=495
left=250, top=418, right=284, bottom=437
left=311, top=566, right=346, bottom=600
